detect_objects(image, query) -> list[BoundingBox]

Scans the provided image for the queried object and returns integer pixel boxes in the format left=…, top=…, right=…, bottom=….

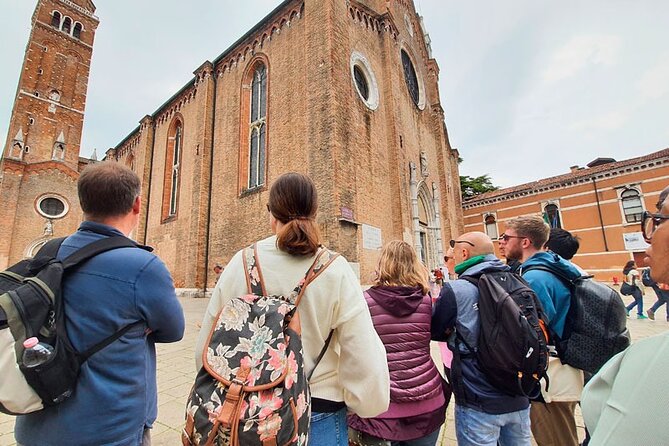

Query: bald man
left=432, top=232, right=532, bottom=446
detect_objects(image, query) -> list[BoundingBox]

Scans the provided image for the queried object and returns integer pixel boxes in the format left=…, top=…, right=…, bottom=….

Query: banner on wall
left=623, top=232, right=650, bottom=251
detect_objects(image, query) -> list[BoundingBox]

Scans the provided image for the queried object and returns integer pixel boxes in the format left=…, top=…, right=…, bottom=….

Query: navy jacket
left=432, top=255, right=529, bottom=414
left=15, top=222, right=185, bottom=446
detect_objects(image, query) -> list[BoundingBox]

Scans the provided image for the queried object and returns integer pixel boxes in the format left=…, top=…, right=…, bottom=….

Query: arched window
left=62, top=17, right=72, bottom=34
left=621, top=189, right=643, bottom=223
left=51, top=11, right=61, bottom=28
left=73, top=22, right=82, bottom=39
left=249, top=64, right=267, bottom=189
left=544, top=203, right=562, bottom=229
left=401, top=50, right=419, bottom=106
left=240, top=59, right=268, bottom=193
left=162, top=118, right=184, bottom=220
left=484, top=214, right=498, bottom=239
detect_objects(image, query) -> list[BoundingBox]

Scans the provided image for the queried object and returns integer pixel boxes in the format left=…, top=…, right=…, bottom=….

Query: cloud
left=571, top=109, right=629, bottom=133
left=636, top=55, right=669, bottom=100
left=542, top=34, right=621, bottom=84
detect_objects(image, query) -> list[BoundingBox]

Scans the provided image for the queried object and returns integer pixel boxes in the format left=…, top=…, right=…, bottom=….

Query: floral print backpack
left=183, top=244, right=339, bottom=446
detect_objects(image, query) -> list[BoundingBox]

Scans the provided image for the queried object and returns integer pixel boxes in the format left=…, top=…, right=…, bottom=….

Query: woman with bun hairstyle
left=194, top=172, right=389, bottom=445
left=348, top=240, right=447, bottom=446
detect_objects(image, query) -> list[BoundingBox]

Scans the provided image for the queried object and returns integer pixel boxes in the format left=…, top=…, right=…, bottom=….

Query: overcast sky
left=2, top=1, right=668, bottom=188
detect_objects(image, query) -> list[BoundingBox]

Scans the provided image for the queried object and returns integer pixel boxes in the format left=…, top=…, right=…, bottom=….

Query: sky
left=1, top=1, right=668, bottom=188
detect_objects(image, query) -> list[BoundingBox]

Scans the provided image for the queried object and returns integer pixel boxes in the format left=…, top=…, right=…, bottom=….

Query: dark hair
left=657, top=186, right=669, bottom=210
left=544, top=228, right=580, bottom=260
left=622, top=260, right=636, bottom=275
left=268, top=172, right=321, bottom=256
left=78, top=161, right=141, bottom=219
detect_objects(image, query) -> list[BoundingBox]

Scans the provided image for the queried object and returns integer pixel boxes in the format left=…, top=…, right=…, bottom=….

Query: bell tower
left=0, top=0, right=99, bottom=268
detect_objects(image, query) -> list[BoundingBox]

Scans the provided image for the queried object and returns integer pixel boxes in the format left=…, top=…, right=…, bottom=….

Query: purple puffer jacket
left=365, top=285, right=442, bottom=404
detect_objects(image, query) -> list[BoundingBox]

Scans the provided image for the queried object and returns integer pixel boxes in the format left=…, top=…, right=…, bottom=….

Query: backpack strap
left=78, top=320, right=145, bottom=361
left=61, top=236, right=139, bottom=270
left=243, top=244, right=266, bottom=296
left=293, top=248, right=340, bottom=307
left=35, top=237, right=67, bottom=259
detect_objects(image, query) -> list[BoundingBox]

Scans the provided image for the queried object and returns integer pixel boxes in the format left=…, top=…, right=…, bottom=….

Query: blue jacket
left=15, top=222, right=185, bottom=446
left=432, top=255, right=529, bottom=414
left=520, top=251, right=582, bottom=338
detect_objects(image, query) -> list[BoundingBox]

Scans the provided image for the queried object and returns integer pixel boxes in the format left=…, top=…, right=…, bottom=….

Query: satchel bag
left=620, top=282, right=634, bottom=296
left=348, top=428, right=391, bottom=446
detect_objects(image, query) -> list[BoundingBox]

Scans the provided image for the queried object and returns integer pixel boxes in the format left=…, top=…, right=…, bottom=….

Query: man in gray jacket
left=432, top=232, right=531, bottom=446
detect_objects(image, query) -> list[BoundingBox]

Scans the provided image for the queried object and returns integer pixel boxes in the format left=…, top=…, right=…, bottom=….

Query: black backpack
left=459, top=272, right=549, bottom=398
left=522, top=266, right=631, bottom=374
left=0, top=236, right=143, bottom=415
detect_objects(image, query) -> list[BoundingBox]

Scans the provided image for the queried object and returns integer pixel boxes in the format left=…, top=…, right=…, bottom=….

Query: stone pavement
left=1, top=295, right=667, bottom=446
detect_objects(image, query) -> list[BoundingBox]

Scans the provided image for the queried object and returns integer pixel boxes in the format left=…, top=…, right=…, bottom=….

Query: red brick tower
left=0, top=0, right=98, bottom=268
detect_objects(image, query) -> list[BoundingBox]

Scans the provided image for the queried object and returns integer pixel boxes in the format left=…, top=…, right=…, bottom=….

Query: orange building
left=462, top=149, right=667, bottom=282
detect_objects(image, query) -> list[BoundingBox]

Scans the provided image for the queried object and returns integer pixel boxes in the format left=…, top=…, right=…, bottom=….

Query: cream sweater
left=195, top=236, right=390, bottom=418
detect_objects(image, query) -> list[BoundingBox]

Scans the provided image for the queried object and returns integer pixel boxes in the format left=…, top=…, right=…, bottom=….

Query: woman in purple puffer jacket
left=348, top=240, right=448, bottom=446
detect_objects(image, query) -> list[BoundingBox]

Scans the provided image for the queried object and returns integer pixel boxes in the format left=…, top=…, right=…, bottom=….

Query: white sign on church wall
left=362, top=224, right=382, bottom=250
left=623, top=232, right=649, bottom=251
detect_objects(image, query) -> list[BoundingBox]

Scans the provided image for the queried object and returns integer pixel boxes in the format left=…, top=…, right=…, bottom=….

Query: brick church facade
left=2, top=0, right=463, bottom=293
left=0, top=0, right=98, bottom=270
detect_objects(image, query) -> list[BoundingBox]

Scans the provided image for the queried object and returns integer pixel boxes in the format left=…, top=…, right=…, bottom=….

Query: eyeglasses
left=642, top=211, right=669, bottom=241
left=449, top=239, right=475, bottom=248
left=498, top=233, right=525, bottom=242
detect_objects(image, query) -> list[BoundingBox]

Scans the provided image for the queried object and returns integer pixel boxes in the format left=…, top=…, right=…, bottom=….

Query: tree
left=460, top=174, right=498, bottom=200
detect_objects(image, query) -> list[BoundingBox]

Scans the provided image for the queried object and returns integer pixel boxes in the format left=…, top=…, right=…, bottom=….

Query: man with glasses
left=499, top=216, right=583, bottom=446
left=432, top=232, right=532, bottom=446
left=581, top=191, right=669, bottom=445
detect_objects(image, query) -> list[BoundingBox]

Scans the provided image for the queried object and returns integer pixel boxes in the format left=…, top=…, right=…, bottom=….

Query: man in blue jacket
left=15, top=162, right=185, bottom=446
left=432, top=231, right=532, bottom=446
left=500, top=216, right=583, bottom=446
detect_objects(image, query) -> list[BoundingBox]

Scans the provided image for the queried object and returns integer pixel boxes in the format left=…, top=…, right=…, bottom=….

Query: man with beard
left=498, top=216, right=583, bottom=446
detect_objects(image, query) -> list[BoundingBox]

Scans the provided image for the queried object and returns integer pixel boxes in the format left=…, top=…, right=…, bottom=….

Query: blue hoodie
left=520, top=251, right=582, bottom=338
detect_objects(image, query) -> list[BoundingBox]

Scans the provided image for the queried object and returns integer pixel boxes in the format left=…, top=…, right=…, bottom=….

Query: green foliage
left=460, top=174, right=498, bottom=200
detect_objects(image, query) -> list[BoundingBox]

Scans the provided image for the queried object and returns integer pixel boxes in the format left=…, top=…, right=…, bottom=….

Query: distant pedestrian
left=212, top=263, right=223, bottom=282
left=348, top=240, right=447, bottom=446
left=622, top=261, right=646, bottom=319
left=14, top=161, right=185, bottom=446
left=642, top=268, right=668, bottom=321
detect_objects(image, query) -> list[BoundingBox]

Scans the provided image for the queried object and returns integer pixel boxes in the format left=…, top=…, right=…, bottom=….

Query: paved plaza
left=1, top=294, right=667, bottom=445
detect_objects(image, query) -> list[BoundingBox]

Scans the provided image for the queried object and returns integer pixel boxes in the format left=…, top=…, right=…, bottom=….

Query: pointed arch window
left=51, top=11, right=61, bottom=28
left=248, top=64, right=267, bottom=189
left=239, top=58, right=269, bottom=194
left=162, top=117, right=184, bottom=221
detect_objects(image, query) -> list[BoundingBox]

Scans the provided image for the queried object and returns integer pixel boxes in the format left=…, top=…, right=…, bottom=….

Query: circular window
left=36, top=195, right=68, bottom=219
left=350, top=51, right=379, bottom=110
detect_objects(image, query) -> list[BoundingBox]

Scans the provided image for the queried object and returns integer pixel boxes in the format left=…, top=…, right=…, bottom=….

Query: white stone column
left=409, top=162, right=422, bottom=261
left=432, top=182, right=444, bottom=266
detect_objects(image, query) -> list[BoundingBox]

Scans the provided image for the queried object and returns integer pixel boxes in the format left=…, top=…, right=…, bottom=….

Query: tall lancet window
left=162, top=117, right=184, bottom=221
left=248, top=63, right=267, bottom=189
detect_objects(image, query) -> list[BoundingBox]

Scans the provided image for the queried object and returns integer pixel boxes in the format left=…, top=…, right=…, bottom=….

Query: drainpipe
left=203, top=69, right=218, bottom=294
left=143, top=118, right=156, bottom=246
left=592, top=177, right=609, bottom=251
